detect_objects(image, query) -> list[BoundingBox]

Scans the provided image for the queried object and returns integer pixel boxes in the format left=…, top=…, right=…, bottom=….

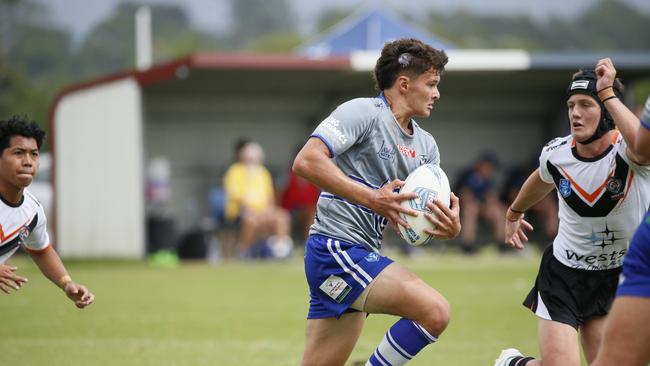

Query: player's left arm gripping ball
left=424, top=192, right=461, bottom=240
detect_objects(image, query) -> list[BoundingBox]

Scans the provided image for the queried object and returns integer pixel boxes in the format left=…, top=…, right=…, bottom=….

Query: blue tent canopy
left=297, top=8, right=454, bottom=57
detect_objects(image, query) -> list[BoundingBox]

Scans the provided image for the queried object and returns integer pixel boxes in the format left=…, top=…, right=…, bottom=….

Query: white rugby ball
left=398, top=164, right=451, bottom=246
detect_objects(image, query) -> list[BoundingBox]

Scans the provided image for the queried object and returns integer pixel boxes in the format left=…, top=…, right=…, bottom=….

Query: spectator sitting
left=223, top=141, right=292, bottom=258
left=454, top=152, right=506, bottom=254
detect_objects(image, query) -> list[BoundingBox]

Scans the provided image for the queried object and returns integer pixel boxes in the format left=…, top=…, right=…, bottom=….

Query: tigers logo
left=606, top=178, right=622, bottom=194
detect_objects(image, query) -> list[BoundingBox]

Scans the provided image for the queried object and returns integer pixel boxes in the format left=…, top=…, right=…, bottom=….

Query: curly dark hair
left=0, top=116, right=46, bottom=153
left=374, top=38, right=448, bottom=91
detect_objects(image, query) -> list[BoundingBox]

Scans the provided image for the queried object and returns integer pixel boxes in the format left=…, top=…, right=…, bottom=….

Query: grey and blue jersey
left=309, top=94, right=440, bottom=252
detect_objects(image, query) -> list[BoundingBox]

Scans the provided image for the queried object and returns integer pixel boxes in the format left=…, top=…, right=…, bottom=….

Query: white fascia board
left=350, top=49, right=531, bottom=72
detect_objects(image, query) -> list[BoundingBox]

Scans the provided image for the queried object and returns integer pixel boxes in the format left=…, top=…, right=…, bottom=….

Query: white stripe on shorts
left=535, top=292, right=552, bottom=321
left=334, top=240, right=374, bottom=283
left=327, top=239, right=367, bottom=288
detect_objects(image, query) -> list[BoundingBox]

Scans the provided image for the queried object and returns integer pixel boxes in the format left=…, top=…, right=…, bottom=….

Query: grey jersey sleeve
left=311, top=99, right=375, bottom=157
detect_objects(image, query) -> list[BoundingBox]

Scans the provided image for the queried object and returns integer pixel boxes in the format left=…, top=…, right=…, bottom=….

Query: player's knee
left=419, top=296, right=451, bottom=336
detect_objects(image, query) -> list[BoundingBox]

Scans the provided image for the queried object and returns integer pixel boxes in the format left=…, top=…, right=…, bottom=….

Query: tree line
left=0, top=0, right=648, bottom=138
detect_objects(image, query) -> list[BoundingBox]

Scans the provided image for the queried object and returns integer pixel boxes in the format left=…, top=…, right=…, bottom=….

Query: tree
left=229, top=0, right=297, bottom=49
left=316, top=7, right=350, bottom=33
left=425, top=0, right=650, bottom=51
left=0, top=68, right=52, bottom=138
left=77, top=2, right=221, bottom=77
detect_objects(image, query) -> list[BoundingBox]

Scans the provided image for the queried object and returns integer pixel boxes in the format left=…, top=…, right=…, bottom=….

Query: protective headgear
left=566, top=70, right=622, bottom=144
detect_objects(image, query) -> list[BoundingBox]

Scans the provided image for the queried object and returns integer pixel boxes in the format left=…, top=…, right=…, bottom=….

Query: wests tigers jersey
left=539, top=131, right=650, bottom=270
left=0, top=189, right=50, bottom=264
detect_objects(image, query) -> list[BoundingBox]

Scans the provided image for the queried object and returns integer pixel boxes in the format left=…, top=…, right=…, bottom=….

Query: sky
left=38, top=0, right=650, bottom=42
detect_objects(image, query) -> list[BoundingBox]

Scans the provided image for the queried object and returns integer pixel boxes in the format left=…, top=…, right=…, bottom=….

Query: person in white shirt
left=0, top=116, right=94, bottom=308
left=494, top=58, right=650, bottom=366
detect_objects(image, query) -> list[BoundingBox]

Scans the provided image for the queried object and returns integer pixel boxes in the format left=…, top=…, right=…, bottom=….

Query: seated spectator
left=454, top=152, right=506, bottom=254
left=223, top=141, right=292, bottom=258
left=280, top=147, right=320, bottom=243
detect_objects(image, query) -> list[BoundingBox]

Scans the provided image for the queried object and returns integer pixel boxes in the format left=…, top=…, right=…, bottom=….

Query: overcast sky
left=38, top=0, right=650, bottom=42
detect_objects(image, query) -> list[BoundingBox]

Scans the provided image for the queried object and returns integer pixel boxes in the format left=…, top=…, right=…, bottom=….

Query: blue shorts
left=304, top=234, right=393, bottom=319
left=617, top=212, right=650, bottom=298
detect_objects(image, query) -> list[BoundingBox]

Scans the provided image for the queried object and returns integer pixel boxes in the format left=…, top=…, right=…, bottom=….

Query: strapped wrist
left=509, top=206, right=525, bottom=214
left=597, top=86, right=616, bottom=102
left=507, top=206, right=525, bottom=222
left=59, top=275, right=72, bottom=289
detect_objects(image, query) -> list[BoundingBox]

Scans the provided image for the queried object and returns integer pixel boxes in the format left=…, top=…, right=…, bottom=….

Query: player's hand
left=505, top=214, right=534, bottom=250
left=63, top=282, right=95, bottom=309
left=423, top=192, right=461, bottom=240
left=595, top=58, right=616, bottom=92
left=0, top=264, right=28, bottom=294
left=370, top=179, right=419, bottom=232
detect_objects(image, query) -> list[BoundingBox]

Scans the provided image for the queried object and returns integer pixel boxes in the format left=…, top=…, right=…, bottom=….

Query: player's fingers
left=388, top=179, right=406, bottom=190
left=74, top=285, right=88, bottom=298
left=429, top=199, right=451, bottom=216
left=0, top=283, right=12, bottom=293
left=395, top=191, right=418, bottom=202
left=429, top=203, right=452, bottom=226
left=511, top=235, right=521, bottom=249
left=395, top=202, right=418, bottom=217
left=517, top=230, right=529, bottom=243
left=0, top=277, right=19, bottom=290
left=83, top=292, right=95, bottom=304
left=449, top=192, right=459, bottom=207
left=8, top=273, right=27, bottom=284
left=520, top=219, right=534, bottom=231
left=394, top=213, right=411, bottom=229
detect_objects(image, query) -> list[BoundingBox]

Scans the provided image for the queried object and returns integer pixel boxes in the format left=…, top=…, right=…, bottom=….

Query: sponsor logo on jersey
left=559, top=178, right=572, bottom=198
left=409, top=187, right=437, bottom=212
left=565, top=248, right=626, bottom=269
left=544, top=140, right=567, bottom=152
left=419, top=154, right=429, bottom=165
left=584, top=223, right=625, bottom=250
left=377, top=140, right=396, bottom=161
left=322, top=116, right=348, bottom=145
left=396, top=144, right=416, bottom=158
left=365, top=252, right=379, bottom=262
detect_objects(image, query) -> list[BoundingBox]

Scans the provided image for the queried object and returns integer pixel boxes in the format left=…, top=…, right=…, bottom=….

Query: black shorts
left=523, top=245, right=621, bottom=329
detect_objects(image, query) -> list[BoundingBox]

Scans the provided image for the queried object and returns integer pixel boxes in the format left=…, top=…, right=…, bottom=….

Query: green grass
left=0, top=249, right=549, bottom=365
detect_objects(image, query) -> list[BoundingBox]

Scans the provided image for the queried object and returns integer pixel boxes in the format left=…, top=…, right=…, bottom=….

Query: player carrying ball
left=293, top=38, right=461, bottom=366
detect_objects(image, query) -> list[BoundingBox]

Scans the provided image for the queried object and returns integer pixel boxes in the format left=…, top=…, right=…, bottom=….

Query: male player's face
left=567, top=94, right=601, bottom=142
left=405, top=69, right=441, bottom=117
left=0, top=136, right=40, bottom=190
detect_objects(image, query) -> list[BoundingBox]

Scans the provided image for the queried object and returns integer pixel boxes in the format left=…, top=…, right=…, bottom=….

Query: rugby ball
left=398, top=164, right=451, bottom=246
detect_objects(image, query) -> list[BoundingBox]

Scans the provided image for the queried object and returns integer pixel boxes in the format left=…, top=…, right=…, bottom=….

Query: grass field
left=0, top=248, right=569, bottom=365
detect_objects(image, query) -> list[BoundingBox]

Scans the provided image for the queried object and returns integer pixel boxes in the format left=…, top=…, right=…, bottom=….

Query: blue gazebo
left=297, top=8, right=454, bottom=57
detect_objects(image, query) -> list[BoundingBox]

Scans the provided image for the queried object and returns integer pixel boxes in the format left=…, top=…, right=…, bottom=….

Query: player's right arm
left=505, top=168, right=555, bottom=249
left=293, top=137, right=418, bottom=230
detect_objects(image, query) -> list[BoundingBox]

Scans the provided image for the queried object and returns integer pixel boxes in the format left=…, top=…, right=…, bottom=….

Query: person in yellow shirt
left=223, top=141, right=291, bottom=257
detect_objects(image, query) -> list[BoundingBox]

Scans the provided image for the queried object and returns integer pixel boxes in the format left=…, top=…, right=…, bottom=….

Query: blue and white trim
left=326, top=238, right=373, bottom=288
